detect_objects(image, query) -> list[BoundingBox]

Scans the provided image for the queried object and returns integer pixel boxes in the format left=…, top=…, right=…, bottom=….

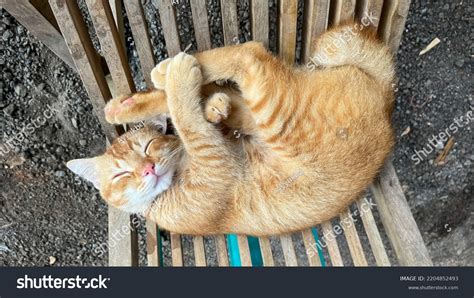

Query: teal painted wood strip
left=226, top=234, right=242, bottom=266
left=247, top=236, right=263, bottom=267
left=157, top=227, right=164, bottom=266
left=312, top=228, right=327, bottom=267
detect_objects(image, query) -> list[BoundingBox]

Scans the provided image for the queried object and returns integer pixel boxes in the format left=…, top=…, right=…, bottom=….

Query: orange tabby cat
left=67, top=24, right=395, bottom=236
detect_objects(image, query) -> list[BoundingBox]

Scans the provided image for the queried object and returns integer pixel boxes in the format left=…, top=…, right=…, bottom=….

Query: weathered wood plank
left=357, top=0, right=384, bottom=27
left=237, top=235, right=252, bottom=266
left=302, top=229, right=322, bottom=266
left=170, top=232, right=183, bottom=266
left=340, top=208, right=368, bottom=266
left=301, top=0, right=330, bottom=62
left=258, top=237, right=275, bottom=266
left=278, top=0, right=298, bottom=64
left=356, top=198, right=391, bottom=266
left=85, top=0, right=135, bottom=95
left=339, top=0, right=356, bottom=23
left=123, top=0, right=156, bottom=87
left=321, top=221, right=344, bottom=266
left=2, top=0, right=76, bottom=71
left=190, top=0, right=212, bottom=51
left=370, top=161, right=432, bottom=266
left=108, top=0, right=124, bottom=45
left=193, top=236, right=207, bottom=266
left=156, top=0, right=182, bottom=56
left=220, top=0, right=239, bottom=45
left=145, top=220, right=161, bottom=266
left=215, top=235, right=229, bottom=266
left=378, top=0, right=398, bottom=44
left=250, top=0, right=269, bottom=47
left=29, top=0, right=61, bottom=31
left=388, top=0, right=411, bottom=53
left=280, top=234, right=298, bottom=266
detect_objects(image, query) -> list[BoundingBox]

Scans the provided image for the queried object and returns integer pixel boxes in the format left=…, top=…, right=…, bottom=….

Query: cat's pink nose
left=142, top=163, right=155, bottom=176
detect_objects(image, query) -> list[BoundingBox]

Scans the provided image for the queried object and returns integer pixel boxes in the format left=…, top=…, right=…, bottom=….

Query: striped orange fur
left=67, top=24, right=395, bottom=236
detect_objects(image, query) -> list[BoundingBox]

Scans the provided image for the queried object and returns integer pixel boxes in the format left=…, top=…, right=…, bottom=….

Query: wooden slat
left=258, top=237, right=275, bottom=266
left=193, top=236, right=207, bottom=266
left=2, top=0, right=76, bottom=71
left=85, top=0, right=134, bottom=94
left=357, top=0, right=384, bottom=27
left=370, top=161, right=432, bottom=266
left=356, top=198, right=391, bottom=266
left=278, top=0, right=298, bottom=64
left=29, top=0, right=61, bottom=31
left=301, top=0, right=330, bottom=62
left=145, top=220, right=161, bottom=266
left=108, top=0, right=124, bottom=45
left=48, top=0, right=120, bottom=139
left=237, top=235, right=252, bottom=266
left=340, top=0, right=356, bottom=22
left=340, top=208, right=368, bottom=266
left=190, top=0, right=212, bottom=51
left=215, top=235, right=229, bottom=266
left=280, top=234, right=298, bottom=266
left=156, top=0, right=181, bottom=56
left=85, top=0, right=142, bottom=266
left=220, top=0, right=239, bottom=45
left=388, top=0, right=411, bottom=53
left=170, top=232, right=183, bottom=266
left=123, top=0, right=156, bottom=86
left=378, top=0, right=398, bottom=44
left=302, top=229, right=322, bottom=266
left=321, top=221, right=343, bottom=266
left=250, top=0, right=269, bottom=47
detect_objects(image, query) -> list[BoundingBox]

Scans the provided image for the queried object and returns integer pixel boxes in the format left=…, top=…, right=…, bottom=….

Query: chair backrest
left=49, top=0, right=431, bottom=267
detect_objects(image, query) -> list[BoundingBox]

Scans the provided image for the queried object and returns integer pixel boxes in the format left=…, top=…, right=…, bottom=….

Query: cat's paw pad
left=205, top=92, right=231, bottom=123
left=166, top=52, right=202, bottom=91
left=104, top=95, right=135, bottom=124
left=151, top=58, right=171, bottom=89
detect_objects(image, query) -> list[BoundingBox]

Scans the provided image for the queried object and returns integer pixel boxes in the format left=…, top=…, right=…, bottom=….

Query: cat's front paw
left=104, top=95, right=136, bottom=124
left=205, top=93, right=231, bottom=123
left=151, top=58, right=171, bottom=90
left=166, top=52, right=202, bottom=96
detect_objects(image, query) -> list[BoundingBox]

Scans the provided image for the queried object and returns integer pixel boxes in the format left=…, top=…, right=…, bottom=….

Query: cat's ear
left=66, top=158, right=101, bottom=189
left=147, top=114, right=168, bottom=134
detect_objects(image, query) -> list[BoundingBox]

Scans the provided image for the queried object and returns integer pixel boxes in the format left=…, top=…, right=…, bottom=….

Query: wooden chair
left=4, top=0, right=432, bottom=266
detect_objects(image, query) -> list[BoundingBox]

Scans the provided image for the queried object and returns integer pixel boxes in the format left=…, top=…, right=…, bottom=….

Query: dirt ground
left=1, top=0, right=472, bottom=266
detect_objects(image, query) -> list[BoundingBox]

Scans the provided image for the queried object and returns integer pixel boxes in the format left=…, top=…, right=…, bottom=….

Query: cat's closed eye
left=145, top=138, right=160, bottom=155
left=112, top=171, right=132, bottom=183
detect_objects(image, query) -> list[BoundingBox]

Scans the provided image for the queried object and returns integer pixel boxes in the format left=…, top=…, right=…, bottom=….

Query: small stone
left=55, top=170, right=65, bottom=177
left=434, top=141, right=444, bottom=150
left=71, top=118, right=78, bottom=129
left=49, top=256, right=56, bottom=265
left=55, top=147, right=64, bottom=154
left=454, top=59, right=464, bottom=68
left=3, top=104, right=16, bottom=116
left=14, top=84, right=27, bottom=97
left=443, top=3, right=450, bottom=10
left=2, top=30, right=13, bottom=41
left=79, top=140, right=87, bottom=146
left=37, top=83, right=46, bottom=91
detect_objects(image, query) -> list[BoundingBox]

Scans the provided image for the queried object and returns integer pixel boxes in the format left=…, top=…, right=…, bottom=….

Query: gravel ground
left=0, top=0, right=472, bottom=266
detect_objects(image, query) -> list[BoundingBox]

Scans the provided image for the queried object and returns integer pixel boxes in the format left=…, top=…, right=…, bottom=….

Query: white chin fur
left=121, top=170, right=174, bottom=215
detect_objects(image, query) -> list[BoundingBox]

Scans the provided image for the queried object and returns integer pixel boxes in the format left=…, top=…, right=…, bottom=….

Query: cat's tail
left=309, top=23, right=395, bottom=88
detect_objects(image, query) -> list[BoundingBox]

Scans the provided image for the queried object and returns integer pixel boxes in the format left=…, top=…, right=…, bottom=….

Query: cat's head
left=66, top=117, right=181, bottom=215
